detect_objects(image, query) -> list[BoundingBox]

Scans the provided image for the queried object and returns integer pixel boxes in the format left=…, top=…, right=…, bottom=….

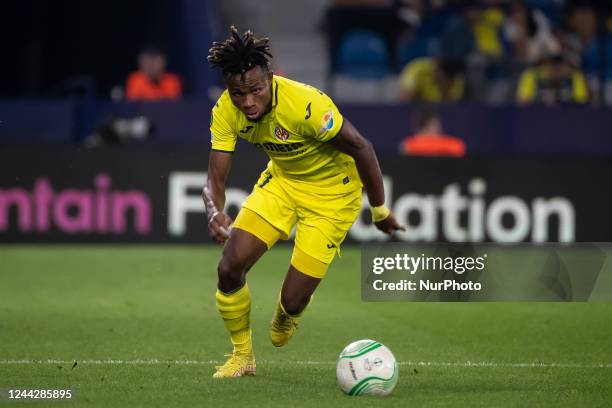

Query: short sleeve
left=303, top=89, right=344, bottom=142
left=210, top=100, right=237, bottom=152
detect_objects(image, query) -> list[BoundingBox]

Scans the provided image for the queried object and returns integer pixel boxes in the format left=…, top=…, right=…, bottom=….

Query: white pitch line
left=0, top=360, right=610, bottom=369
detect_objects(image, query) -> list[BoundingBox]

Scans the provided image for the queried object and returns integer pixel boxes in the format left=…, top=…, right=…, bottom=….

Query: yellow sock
left=216, top=284, right=252, bottom=355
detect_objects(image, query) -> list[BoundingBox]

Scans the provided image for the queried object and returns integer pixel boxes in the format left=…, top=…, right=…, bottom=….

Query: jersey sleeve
left=302, top=88, right=344, bottom=142
left=209, top=99, right=237, bottom=152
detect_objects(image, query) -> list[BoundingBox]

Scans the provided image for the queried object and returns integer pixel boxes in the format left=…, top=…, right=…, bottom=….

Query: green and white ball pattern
left=336, top=339, right=399, bottom=396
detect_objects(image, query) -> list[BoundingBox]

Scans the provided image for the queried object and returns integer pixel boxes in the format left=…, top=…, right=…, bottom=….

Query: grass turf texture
left=1, top=245, right=611, bottom=407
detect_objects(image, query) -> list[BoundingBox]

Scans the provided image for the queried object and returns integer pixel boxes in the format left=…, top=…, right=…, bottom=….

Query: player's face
left=226, top=66, right=273, bottom=122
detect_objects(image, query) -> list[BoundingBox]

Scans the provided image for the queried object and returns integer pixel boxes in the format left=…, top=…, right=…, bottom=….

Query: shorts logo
left=274, top=125, right=290, bottom=142
left=319, top=110, right=334, bottom=134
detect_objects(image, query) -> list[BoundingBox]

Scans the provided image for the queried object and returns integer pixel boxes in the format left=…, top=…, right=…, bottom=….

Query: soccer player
left=205, top=26, right=403, bottom=378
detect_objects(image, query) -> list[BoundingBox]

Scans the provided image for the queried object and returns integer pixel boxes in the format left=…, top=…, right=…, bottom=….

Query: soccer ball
left=336, top=339, right=398, bottom=396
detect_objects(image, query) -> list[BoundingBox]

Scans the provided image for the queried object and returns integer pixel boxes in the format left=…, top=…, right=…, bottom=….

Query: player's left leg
left=269, top=185, right=362, bottom=347
left=214, top=169, right=296, bottom=377
left=269, top=247, right=328, bottom=347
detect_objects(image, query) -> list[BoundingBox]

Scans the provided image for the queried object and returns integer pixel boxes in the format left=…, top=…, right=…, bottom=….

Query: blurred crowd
left=326, top=0, right=612, bottom=106
left=125, top=46, right=182, bottom=102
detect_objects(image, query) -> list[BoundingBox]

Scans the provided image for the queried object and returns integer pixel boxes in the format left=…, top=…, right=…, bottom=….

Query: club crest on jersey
left=319, top=110, right=334, bottom=134
left=274, top=125, right=290, bottom=142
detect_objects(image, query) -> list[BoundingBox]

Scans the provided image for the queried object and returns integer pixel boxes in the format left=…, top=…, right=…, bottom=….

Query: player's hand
left=374, top=213, right=405, bottom=235
left=208, top=211, right=233, bottom=244
left=202, top=186, right=232, bottom=244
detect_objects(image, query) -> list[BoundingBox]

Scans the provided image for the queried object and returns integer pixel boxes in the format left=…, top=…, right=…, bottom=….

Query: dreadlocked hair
left=208, top=26, right=272, bottom=78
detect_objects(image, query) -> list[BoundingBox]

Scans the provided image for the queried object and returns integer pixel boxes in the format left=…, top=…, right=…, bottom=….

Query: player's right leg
left=213, top=209, right=282, bottom=378
left=269, top=185, right=362, bottom=348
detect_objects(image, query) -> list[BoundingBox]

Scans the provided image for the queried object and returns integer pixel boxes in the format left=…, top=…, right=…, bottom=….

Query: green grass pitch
left=1, top=245, right=611, bottom=407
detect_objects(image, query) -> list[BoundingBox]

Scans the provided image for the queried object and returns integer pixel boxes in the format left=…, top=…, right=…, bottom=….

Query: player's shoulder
left=274, top=76, right=343, bottom=138
left=275, top=76, right=336, bottom=122
left=210, top=89, right=240, bottom=133
left=212, top=89, right=236, bottom=113
left=211, top=89, right=241, bottom=124
left=275, top=76, right=333, bottom=104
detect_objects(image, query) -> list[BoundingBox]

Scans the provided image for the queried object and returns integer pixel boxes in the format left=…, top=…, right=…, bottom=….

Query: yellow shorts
left=232, top=169, right=362, bottom=278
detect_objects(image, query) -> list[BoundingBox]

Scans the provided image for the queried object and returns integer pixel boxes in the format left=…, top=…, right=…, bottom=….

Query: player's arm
left=206, top=96, right=238, bottom=244
left=204, top=150, right=233, bottom=244
left=330, top=119, right=404, bottom=234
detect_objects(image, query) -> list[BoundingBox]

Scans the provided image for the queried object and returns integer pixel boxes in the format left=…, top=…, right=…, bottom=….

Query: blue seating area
left=336, top=30, right=391, bottom=78
left=327, top=1, right=612, bottom=104
left=581, top=33, right=612, bottom=79
left=396, top=34, right=438, bottom=71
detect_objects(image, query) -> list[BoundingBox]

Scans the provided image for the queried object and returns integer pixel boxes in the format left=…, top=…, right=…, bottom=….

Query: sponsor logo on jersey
left=274, top=125, right=290, bottom=141
left=254, top=142, right=304, bottom=153
left=319, top=110, right=334, bottom=134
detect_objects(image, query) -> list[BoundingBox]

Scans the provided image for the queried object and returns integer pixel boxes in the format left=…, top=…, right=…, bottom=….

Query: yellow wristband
left=370, top=205, right=390, bottom=223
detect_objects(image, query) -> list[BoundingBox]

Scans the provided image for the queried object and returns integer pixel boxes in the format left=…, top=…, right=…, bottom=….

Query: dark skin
left=227, top=66, right=274, bottom=122
left=205, top=66, right=404, bottom=313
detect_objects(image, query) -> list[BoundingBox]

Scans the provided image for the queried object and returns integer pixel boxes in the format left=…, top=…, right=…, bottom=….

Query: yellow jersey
left=516, top=67, right=589, bottom=105
left=210, top=75, right=362, bottom=194
left=398, top=58, right=464, bottom=102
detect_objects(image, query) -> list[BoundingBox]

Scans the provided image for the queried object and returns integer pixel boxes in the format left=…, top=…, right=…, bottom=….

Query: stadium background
left=1, top=0, right=611, bottom=406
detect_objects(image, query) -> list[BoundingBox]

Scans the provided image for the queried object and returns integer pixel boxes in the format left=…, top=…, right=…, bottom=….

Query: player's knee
left=217, top=257, right=248, bottom=290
